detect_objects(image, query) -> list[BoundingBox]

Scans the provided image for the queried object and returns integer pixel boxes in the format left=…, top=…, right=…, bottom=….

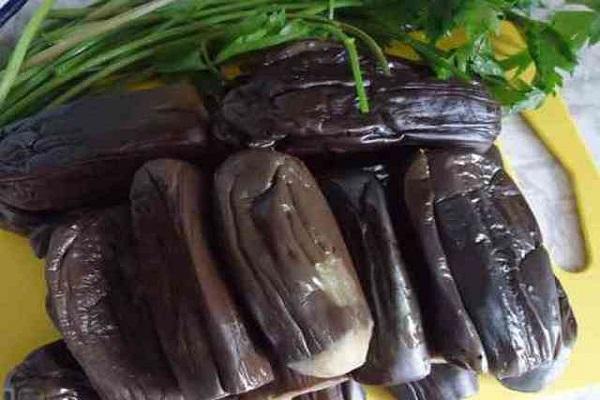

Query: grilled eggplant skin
left=320, top=170, right=430, bottom=385
left=45, top=207, right=182, bottom=400
left=422, top=149, right=562, bottom=379
left=297, top=385, right=345, bottom=400
left=215, top=40, right=500, bottom=155
left=403, top=152, right=486, bottom=372
left=341, top=380, right=366, bottom=400
left=500, top=278, right=578, bottom=392
left=130, top=159, right=273, bottom=400
left=390, top=364, right=479, bottom=400
left=0, top=84, right=208, bottom=212
left=214, top=150, right=373, bottom=378
left=4, top=341, right=99, bottom=400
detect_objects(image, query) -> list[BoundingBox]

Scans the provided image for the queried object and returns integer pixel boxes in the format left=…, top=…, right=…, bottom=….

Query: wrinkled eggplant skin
left=215, top=40, right=500, bottom=155
left=0, top=201, right=46, bottom=235
left=341, top=380, right=366, bottom=400
left=239, top=364, right=347, bottom=400
left=214, top=150, right=373, bottom=378
left=0, top=84, right=208, bottom=212
left=298, top=385, right=345, bottom=400
left=403, top=152, right=486, bottom=372
left=424, top=149, right=561, bottom=379
left=130, top=159, right=273, bottom=399
left=500, top=278, right=578, bottom=392
left=390, top=364, right=479, bottom=400
left=4, top=341, right=99, bottom=400
left=45, top=206, right=182, bottom=400
left=319, top=170, right=429, bottom=385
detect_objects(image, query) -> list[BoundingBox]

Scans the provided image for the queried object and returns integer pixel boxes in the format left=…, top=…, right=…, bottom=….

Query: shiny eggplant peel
left=4, top=341, right=99, bottom=400
left=214, top=149, right=373, bottom=378
left=0, top=84, right=208, bottom=212
left=404, top=148, right=567, bottom=380
left=215, top=40, right=500, bottom=155
left=404, top=153, right=486, bottom=372
left=130, top=159, right=273, bottom=400
left=320, top=169, right=430, bottom=385
left=45, top=206, right=182, bottom=400
left=389, top=364, right=479, bottom=400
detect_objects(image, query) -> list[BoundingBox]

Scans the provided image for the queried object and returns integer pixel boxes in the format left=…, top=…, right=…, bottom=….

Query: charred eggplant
left=215, top=41, right=500, bottom=155
left=214, top=150, right=373, bottom=378
left=4, top=341, right=98, bottom=400
left=0, top=84, right=208, bottom=212
left=406, top=149, right=564, bottom=379
left=319, top=170, right=429, bottom=385
left=389, top=364, right=479, bottom=400
left=45, top=206, right=181, bottom=400
left=130, top=159, right=273, bottom=399
left=404, top=153, right=486, bottom=372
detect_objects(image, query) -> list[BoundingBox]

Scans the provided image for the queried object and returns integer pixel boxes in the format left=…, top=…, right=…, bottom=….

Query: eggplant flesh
left=390, top=364, right=478, bottom=400
left=130, top=159, right=273, bottom=400
left=239, top=364, right=347, bottom=400
left=4, top=341, right=99, bottom=400
left=214, top=150, right=373, bottom=378
left=420, top=149, right=563, bottom=379
left=45, top=206, right=182, bottom=400
left=403, top=153, right=486, bottom=372
left=500, top=278, right=578, bottom=392
left=0, top=84, right=208, bottom=212
left=215, top=40, right=500, bottom=155
left=320, top=170, right=429, bottom=385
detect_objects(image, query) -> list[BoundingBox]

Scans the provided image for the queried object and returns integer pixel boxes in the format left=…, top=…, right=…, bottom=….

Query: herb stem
left=0, top=0, right=56, bottom=107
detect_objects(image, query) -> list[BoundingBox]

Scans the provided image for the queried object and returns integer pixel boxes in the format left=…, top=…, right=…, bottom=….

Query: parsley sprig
left=0, top=0, right=598, bottom=126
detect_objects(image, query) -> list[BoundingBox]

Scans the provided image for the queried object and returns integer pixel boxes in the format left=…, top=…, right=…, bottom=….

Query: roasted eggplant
left=404, top=153, right=486, bottom=372
left=0, top=84, right=208, bottom=212
left=45, top=206, right=182, bottom=400
left=214, top=150, right=373, bottom=378
left=215, top=40, right=500, bottom=155
left=340, top=380, right=366, bottom=400
left=297, top=385, right=345, bottom=400
left=4, top=341, right=98, bottom=400
left=239, top=364, right=347, bottom=400
left=389, top=364, right=478, bottom=400
left=500, top=278, right=578, bottom=392
left=405, top=149, right=564, bottom=379
left=130, top=159, right=273, bottom=399
left=319, top=170, right=429, bottom=385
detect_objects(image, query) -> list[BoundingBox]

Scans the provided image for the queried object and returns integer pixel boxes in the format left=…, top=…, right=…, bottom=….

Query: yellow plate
left=1, top=24, right=599, bottom=399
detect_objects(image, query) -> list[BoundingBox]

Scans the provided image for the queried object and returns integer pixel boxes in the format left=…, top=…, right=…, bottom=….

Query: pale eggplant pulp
left=319, top=170, right=430, bottom=385
left=130, top=159, right=274, bottom=400
left=44, top=207, right=183, bottom=400
left=215, top=40, right=500, bottom=156
left=0, top=84, right=209, bottom=212
left=214, top=150, right=373, bottom=378
left=422, top=149, right=564, bottom=380
left=239, top=364, right=348, bottom=400
left=403, top=153, right=486, bottom=373
left=500, top=278, right=578, bottom=392
left=390, top=364, right=478, bottom=400
left=4, top=341, right=99, bottom=400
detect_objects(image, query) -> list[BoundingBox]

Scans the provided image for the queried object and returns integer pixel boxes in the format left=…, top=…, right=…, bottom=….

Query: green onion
left=0, top=0, right=56, bottom=107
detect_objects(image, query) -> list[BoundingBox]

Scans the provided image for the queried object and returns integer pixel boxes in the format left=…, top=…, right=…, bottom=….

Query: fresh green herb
left=0, top=0, right=599, bottom=126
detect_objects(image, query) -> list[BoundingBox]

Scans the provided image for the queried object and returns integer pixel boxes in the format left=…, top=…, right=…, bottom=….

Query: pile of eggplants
left=3, top=40, right=576, bottom=400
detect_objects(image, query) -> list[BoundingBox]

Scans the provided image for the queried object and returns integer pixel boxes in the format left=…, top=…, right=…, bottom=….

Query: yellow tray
left=1, top=26, right=599, bottom=399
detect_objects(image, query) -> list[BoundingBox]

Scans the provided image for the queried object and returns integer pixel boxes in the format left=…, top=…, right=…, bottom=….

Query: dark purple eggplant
left=4, top=341, right=99, bottom=400
left=130, top=159, right=273, bottom=399
left=45, top=206, right=182, bottom=400
left=409, top=149, right=563, bottom=379
left=0, top=201, right=46, bottom=235
left=0, top=84, right=208, bottom=212
left=404, top=153, right=486, bottom=372
left=500, top=278, right=577, bottom=392
left=215, top=40, right=500, bottom=155
left=214, top=150, right=373, bottom=378
left=319, top=170, right=429, bottom=385
left=389, top=364, right=479, bottom=400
